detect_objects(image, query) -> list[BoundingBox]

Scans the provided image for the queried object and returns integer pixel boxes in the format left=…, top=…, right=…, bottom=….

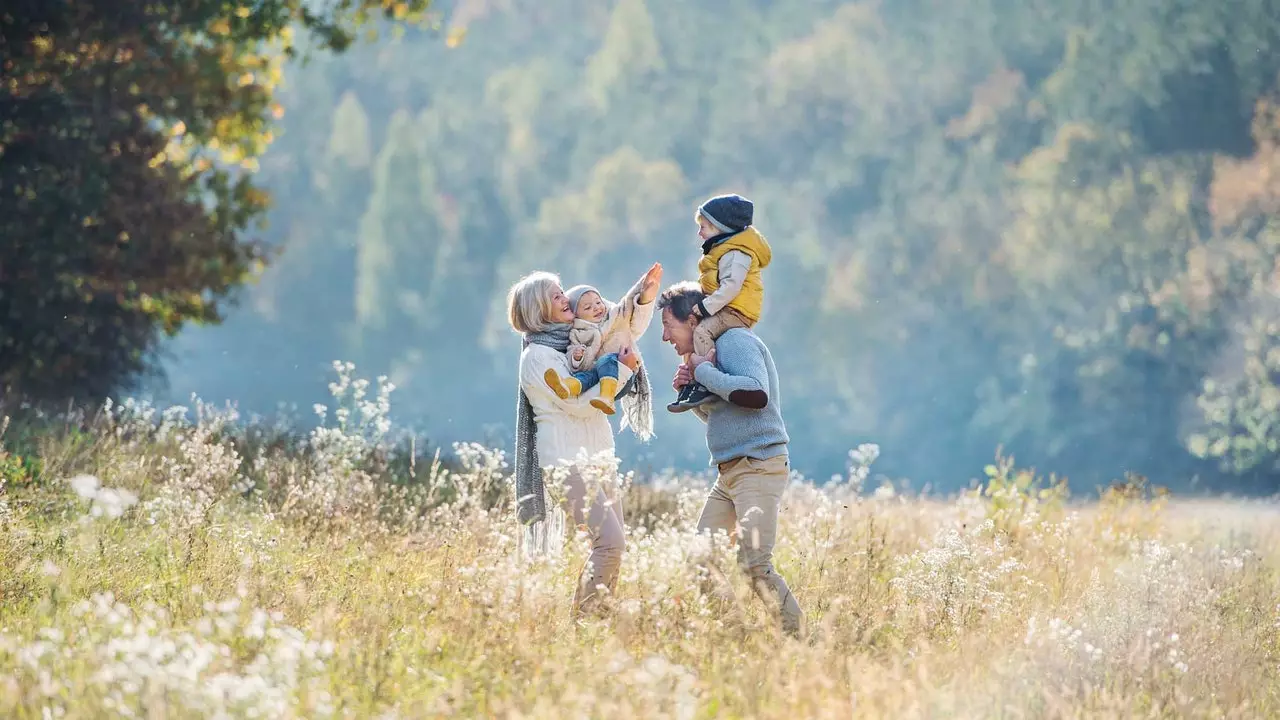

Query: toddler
left=543, top=277, right=648, bottom=417
left=669, top=192, right=772, bottom=413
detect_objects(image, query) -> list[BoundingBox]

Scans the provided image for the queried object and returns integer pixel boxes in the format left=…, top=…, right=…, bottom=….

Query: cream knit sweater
left=518, top=292, right=656, bottom=466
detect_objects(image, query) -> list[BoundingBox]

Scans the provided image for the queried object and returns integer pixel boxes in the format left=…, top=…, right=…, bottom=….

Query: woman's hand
left=619, top=345, right=640, bottom=371
left=638, top=262, right=663, bottom=304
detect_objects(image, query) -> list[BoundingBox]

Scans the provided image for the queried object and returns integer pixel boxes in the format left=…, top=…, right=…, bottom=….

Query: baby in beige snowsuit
left=543, top=277, right=653, bottom=438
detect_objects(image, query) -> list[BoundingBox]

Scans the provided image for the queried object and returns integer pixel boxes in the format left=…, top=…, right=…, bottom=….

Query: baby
left=669, top=193, right=772, bottom=413
left=543, top=277, right=649, bottom=416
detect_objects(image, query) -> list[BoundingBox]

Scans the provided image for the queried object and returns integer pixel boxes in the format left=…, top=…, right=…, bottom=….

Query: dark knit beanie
left=698, top=194, right=754, bottom=234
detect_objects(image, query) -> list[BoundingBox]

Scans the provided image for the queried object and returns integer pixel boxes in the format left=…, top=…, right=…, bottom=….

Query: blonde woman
left=508, top=263, right=662, bottom=616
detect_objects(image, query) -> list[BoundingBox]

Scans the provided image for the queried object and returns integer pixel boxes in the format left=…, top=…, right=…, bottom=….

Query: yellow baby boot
left=545, top=369, right=583, bottom=399
left=591, top=376, right=618, bottom=415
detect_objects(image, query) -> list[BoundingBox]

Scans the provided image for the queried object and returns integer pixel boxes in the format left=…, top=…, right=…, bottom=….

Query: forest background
left=11, top=0, right=1280, bottom=493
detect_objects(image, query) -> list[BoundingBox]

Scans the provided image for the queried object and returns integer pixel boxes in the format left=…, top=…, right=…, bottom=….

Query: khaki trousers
left=696, top=454, right=803, bottom=636
left=553, top=468, right=625, bottom=616
left=692, top=307, right=754, bottom=359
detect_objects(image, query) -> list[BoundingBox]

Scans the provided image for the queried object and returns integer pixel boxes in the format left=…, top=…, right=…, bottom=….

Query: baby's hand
left=572, top=348, right=585, bottom=362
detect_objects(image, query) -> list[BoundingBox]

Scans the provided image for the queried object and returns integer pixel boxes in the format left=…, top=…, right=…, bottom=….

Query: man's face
left=661, top=307, right=697, bottom=356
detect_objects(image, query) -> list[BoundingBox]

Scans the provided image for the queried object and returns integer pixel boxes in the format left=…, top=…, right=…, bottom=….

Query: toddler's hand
left=689, top=349, right=716, bottom=369
left=572, top=348, right=585, bottom=362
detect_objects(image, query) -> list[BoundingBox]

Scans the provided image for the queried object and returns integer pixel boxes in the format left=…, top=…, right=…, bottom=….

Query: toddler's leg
left=671, top=309, right=752, bottom=413
left=672, top=322, right=715, bottom=412
left=590, top=353, right=620, bottom=415
left=694, top=308, right=752, bottom=356
left=692, top=319, right=721, bottom=361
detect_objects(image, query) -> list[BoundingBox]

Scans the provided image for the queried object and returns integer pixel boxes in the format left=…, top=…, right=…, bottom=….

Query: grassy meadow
left=1, top=369, right=1279, bottom=718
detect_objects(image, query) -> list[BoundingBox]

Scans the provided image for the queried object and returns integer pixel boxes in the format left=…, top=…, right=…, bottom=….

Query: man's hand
left=618, top=344, right=640, bottom=371
left=638, top=262, right=663, bottom=304
left=673, top=363, right=694, bottom=390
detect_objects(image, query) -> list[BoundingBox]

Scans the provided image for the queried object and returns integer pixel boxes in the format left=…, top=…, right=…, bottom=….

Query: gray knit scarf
left=515, top=323, right=572, bottom=528
left=619, top=364, right=654, bottom=443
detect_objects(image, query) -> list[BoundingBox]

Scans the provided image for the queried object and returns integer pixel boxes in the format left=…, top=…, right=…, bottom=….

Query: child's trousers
left=693, top=307, right=754, bottom=358
left=571, top=352, right=620, bottom=393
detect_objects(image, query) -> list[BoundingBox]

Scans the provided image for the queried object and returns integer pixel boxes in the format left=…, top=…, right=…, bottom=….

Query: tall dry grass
left=1, top=364, right=1278, bottom=718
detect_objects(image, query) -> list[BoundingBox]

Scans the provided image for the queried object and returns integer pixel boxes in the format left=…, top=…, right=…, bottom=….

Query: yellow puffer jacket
left=697, top=226, right=772, bottom=323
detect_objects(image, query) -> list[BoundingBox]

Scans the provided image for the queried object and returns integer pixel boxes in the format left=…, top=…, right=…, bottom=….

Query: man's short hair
left=657, top=282, right=705, bottom=322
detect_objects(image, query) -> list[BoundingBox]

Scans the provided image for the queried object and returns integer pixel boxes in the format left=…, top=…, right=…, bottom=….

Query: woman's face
left=547, top=284, right=575, bottom=324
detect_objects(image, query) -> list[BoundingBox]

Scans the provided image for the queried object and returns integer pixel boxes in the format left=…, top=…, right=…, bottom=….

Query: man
left=657, top=281, right=803, bottom=638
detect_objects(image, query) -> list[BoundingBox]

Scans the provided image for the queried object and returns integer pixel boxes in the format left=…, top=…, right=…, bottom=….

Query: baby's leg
left=546, top=364, right=601, bottom=400
left=594, top=353, right=620, bottom=380
left=572, top=367, right=602, bottom=392
left=590, top=353, right=621, bottom=415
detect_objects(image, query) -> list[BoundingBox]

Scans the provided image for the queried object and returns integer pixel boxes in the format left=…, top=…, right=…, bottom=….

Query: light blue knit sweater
left=691, top=328, right=790, bottom=466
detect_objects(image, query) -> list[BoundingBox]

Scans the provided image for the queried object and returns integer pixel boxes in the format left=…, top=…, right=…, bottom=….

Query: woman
left=508, top=263, right=662, bottom=616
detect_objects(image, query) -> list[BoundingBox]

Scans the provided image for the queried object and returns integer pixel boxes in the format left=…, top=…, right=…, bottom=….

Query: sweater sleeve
left=607, top=275, right=656, bottom=342
left=699, top=250, right=752, bottom=317
left=628, top=292, right=656, bottom=341
left=693, top=331, right=767, bottom=403
left=521, top=346, right=602, bottom=420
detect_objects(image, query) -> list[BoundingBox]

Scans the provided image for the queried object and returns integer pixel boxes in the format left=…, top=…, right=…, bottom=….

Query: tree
left=353, top=110, right=438, bottom=368
left=0, top=0, right=435, bottom=404
left=142, top=0, right=1280, bottom=488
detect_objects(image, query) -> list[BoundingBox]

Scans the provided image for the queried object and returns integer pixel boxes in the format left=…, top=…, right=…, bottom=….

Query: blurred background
left=9, top=0, right=1280, bottom=494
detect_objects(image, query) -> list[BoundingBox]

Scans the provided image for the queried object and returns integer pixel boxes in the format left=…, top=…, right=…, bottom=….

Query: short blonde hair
left=506, top=271, right=562, bottom=335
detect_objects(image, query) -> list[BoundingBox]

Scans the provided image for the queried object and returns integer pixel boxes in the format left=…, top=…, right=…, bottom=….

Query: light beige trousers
left=696, top=454, right=803, bottom=636
left=554, top=467, right=625, bottom=616
left=692, top=306, right=753, bottom=359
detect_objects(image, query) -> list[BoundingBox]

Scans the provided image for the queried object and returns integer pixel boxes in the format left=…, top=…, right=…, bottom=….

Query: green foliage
left=583, top=0, right=664, bottom=111
left=355, top=111, right=436, bottom=345
left=973, top=451, right=1070, bottom=534
left=0, top=416, right=44, bottom=490
left=0, top=451, right=43, bottom=489
left=0, top=0, right=435, bottom=404
left=170, top=0, right=1280, bottom=490
left=1099, top=471, right=1170, bottom=506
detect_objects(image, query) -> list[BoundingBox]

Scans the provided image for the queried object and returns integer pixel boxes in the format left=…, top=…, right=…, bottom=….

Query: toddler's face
left=575, top=291, right=608, bottom=323
left=697, top=215, right=720, bottom=241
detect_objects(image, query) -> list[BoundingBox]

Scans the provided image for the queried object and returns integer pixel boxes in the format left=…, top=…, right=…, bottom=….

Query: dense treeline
left=0, top=0, right=434, bottom=400
left=12, top=0, right=1280, bottom=491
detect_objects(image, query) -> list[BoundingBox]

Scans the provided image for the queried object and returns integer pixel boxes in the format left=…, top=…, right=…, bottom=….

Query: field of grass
left=2, top=371, right=1279, bottom=718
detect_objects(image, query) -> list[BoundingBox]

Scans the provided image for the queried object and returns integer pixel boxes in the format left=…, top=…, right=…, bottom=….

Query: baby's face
left=575, top=291, right=608, bottom=323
